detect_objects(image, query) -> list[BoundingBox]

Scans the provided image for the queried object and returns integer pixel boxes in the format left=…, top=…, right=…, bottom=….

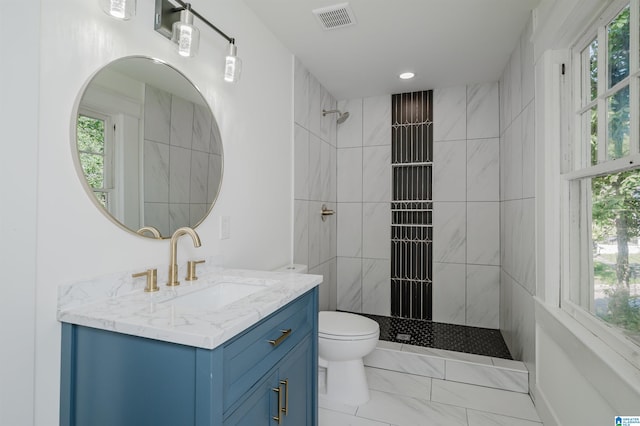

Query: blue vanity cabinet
left=60, top=288, right=318, bottom=426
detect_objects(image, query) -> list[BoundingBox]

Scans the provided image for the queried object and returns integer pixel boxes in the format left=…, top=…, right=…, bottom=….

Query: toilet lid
left=319, top=311, right=379, bottom=337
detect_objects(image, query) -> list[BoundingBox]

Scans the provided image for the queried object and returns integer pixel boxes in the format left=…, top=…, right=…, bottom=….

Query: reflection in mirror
left=75, top=56, right=223, bottom=238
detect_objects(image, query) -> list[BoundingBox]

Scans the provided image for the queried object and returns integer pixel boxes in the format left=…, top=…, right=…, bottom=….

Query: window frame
left=563, top=0, right=640, bottom=370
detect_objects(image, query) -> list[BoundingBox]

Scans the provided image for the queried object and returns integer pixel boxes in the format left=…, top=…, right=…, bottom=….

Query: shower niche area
left=390, top=91, right=433, bottom=320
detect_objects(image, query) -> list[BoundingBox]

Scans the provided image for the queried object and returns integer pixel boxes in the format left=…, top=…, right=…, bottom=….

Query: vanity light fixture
left=155, top=0, right=241, bottom=82
left=172, top=4, right=200, bottom=57
left=399, top=72, right=415, bottom=80
left=100, top=0, right=136, bottom=20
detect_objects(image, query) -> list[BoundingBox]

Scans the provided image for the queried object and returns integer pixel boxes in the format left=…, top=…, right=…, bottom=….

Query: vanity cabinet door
left=277, top=336, right=313, bottom=426
left=223, top=335, right=314, bottom=426
left=223, top=371, right=278, bottom=426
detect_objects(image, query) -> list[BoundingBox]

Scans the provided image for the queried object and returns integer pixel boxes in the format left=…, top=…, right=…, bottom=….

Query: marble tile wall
left=143, top=85, right=221, bottom=237
left=432, top=81, right=500, bottom=329
left=336, top=95, right=392, bottom=316
left=293, top=58, right=338, bottom=311
left=499, top=16, right=537, bottom=395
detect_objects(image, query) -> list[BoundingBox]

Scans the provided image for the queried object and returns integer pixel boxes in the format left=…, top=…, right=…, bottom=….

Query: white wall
left=3, top=0, right=296, bottom=423
left=0, top=1, right=40, bottom=424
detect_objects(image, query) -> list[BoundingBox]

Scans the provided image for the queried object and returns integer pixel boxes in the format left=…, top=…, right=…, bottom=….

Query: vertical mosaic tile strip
left=391, top=91, right=433, bottom=319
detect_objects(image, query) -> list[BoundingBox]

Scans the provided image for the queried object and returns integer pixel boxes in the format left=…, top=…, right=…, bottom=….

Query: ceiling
left=243, top=0, right=540, bottom=100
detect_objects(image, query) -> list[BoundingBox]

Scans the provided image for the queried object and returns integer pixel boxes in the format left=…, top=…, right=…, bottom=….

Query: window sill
left=535, top=297, right=640, bottom=408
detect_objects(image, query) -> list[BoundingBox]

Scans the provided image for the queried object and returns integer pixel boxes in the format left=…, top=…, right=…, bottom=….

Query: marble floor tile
left=467, top=409, right=543, bottom=426
left=319, top=408, right=392, bottom=426
left=319, top=395, right=358, bottom=415
left=445, top=359, right=528, bottom=393
left=431, top=379, right=540, bottom=422
left=364, top=347, right=445, bottom=379
left=356, top=390, right=468, bottom=426
left=365, top=367, right=432, bottom=400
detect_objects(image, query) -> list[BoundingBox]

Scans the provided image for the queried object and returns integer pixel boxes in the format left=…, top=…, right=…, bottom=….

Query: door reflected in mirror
left=74, top=56, right=223, bottom=238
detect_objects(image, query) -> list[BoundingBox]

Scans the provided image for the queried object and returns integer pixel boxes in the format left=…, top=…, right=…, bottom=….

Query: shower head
left=322, top=109, right=350, bottom=124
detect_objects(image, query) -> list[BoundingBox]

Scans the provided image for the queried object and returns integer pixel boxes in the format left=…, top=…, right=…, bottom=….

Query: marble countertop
left=57, top=265, right=322, bottom=350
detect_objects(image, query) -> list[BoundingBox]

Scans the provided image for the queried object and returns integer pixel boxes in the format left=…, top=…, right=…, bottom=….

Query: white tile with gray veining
left=308, top=201, right=322, bottom=269
left=337, top=257, right=362, bottom=312
left=337, top=98, right=363, bottom=148
left=320, top=202, right=335, bottom=264
left=433, top=140, right=467, bottom=202
left=309, top=133, right=322, bottom=201
left=466, top=264, right=500, bottom=329
left=309, top=74, right=322, bottom=137
left=521, top=101, right=535, bottom=199
left=467, top=138, right=499, bottom=202
left=467, top=202, right=500, bottom=266
left=520, top=18, right=535, bottom=109
left=58, top=267, right=322, bottom=350
left=169, top=203, right=189, bottom=232
left=363, top=95, right=391, bottom=146
left=502, top=117, right=523, bottom=201
left=294, top=124, right=310, bottom=200
left=433, top=202, right=466, bottom=263
left=365, top=367, right=432, bottom=400
left=337, top=203, right=362, bottom=257
left=445, top=358, right=529, bottom=393
left=169, top=146, right=191, bottom=204
left=144, top=84, right=171, bottom=144
left=320, top=88, right=336, bottom=144
left=362, top=145, right=391, bottom=202
left=319, top=408, right=391, bottom=426
left=431, top=379, right=540, bottom=422
left=207, top=154, right=222, bottom=204
left=432, top=262, right=466, bottom=325
left=362, top=258, right=390, bottom=316
left=362, top=202, right=391, bottom=260
left=192, top=104, right=212, bottom=152
left=433, top=86, right=467, bottom=141
left=364, top=345, right=445, bottom=378
left=321, top=139, right=333, bottom=201
left=294, top=200, right=309, bottom=266
left=510, top=45, right=522, bottom=123
left=338, top=147, right=363, bottom=202
left=357, top=390, right=468, bottom=426
left=500, top=60, right=512, bottom=134
left=294, top=57, right=310, bottom=128
left=144, top=203, right=169, bottom=237
left=170, top=95, right=194, bottom=149
left=467, top=410, right=542, bottom=426
left=189, top=152, right=209, bottom=204
left=467, top=82, right=499, bottom=140
left=144, top=140, right=170, bottom=202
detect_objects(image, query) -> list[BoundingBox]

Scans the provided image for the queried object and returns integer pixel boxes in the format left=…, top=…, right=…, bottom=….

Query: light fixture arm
left=171, top=0, right=235, bottom=44
left=155, top=0, right=235, bottom=45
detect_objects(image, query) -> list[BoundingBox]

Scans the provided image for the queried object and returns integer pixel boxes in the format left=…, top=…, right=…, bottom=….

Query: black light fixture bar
left=154, top=0, right=235, bottom=44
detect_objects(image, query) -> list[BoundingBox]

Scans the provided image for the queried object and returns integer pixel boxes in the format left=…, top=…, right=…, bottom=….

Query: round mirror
left=74, top=56, right=223, bottom=239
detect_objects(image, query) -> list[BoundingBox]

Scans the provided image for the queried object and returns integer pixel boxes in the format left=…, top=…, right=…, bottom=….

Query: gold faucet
left=136, top=226, right=162, bottom=239
left=167, top=227, right=201, bottom=287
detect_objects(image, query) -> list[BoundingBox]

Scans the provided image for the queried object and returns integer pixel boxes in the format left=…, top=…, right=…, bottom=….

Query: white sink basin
left=169, top=282, right=265, bottom=310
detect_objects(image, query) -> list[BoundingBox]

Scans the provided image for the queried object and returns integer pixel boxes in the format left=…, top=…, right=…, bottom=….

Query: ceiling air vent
left=312, top=3, right=356, bottom=30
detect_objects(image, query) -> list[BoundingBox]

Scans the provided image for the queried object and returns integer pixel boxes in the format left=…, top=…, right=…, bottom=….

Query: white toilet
left=318, top=311, right=380, bottom=406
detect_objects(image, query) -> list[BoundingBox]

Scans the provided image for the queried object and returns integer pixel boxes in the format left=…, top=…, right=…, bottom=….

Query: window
left=567, top=0, right=640, bottom=359
left=77, top=111, right=114, bottom=210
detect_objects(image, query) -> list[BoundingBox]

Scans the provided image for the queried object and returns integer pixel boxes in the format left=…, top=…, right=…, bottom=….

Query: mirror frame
left=71, top=55, right=224, bottom=239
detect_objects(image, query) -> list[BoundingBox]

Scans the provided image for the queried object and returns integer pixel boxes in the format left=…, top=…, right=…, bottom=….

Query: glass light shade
left=171, top=9, right=200, bottom=57
left=224, top=44, right=242, bottom=83
left=100, top=0, right=136, bottom=20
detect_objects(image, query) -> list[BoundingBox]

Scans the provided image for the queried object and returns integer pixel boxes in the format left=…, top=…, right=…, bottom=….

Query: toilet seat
left=319, top=311, right=379, bottom=340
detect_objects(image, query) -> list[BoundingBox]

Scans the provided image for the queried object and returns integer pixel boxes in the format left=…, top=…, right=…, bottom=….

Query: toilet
left=318, top=311, right=380, bottom=406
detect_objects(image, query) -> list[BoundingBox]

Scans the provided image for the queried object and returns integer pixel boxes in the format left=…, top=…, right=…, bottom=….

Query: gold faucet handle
left=132, top=269, right=159, bottom=292
left=185, top=260, right=206, bottom=281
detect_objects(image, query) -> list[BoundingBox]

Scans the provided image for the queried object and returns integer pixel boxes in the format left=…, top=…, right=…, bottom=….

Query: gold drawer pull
left=272, top=385, right=282, bottom=424
left=268, top=329, right=292, bottom=347
left=280, top=379, right=289, bottom=415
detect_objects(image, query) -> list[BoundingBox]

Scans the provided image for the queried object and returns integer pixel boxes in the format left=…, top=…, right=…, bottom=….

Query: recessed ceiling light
left=399, top=72, right=415, bottom=80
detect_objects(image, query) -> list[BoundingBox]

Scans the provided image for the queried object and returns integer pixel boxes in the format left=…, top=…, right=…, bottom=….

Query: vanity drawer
left=222, top=290, right=315, bottom=412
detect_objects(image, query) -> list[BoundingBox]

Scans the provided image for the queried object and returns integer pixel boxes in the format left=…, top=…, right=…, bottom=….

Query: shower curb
left=363, top=340, right=529, bottom=393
